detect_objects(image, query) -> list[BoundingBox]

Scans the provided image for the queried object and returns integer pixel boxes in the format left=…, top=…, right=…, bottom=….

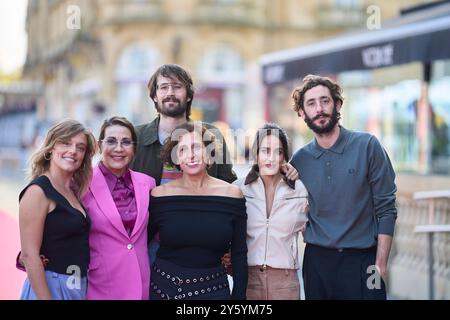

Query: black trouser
left=302, top=244, right=386, bottom=300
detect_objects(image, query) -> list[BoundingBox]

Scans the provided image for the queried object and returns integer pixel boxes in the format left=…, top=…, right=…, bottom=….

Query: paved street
left=0, top=209, right=26, bottom=299
left=0, top=170, right=27, bottom=299
left=0, top=173, right=25, bottom=218
left=0, top=166, right=28, bottom=299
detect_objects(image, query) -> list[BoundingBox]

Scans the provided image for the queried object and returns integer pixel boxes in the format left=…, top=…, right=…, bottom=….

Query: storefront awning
left=261, top=14, right=450, bottom=85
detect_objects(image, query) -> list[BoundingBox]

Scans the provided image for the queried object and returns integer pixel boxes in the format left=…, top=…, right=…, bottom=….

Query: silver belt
left=151, top=263, right=228, bottom=300
left=152, top=264, right=226, bottom=286
left=150, top=280, right=229, bottom=300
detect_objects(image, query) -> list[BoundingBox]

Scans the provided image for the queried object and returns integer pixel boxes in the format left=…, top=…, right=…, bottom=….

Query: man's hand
left=375, top=234, right=393, bottom=282
left=281, top=162, right=299, bottom=181
left=221, top=251, right=232, bottom=275
left=375, top=264, right=387, bottom=282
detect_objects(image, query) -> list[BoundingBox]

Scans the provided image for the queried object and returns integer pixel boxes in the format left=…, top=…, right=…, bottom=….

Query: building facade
left=23, top=0, right=426, bottom=137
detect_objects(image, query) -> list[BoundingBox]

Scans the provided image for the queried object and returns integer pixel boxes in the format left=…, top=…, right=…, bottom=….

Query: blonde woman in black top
left=18, top=120, right=96, bottom=300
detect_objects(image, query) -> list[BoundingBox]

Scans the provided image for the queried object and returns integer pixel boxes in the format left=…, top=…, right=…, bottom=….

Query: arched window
left=197, top=43, right=245, bottom=129
left=115, top=44, right=159, bottom=122
left=115, top=44, right=159, bottom=83
left=199, top=43, right=244, bottom=84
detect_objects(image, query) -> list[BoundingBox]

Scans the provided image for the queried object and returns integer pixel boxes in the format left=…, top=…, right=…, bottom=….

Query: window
left=115, top=44, right=160, bottom=121
left=199, top=43, right=244, bottom=83
left=334, top=0, right=360, bottom=9
left=429, top=77, right=450, bottom=174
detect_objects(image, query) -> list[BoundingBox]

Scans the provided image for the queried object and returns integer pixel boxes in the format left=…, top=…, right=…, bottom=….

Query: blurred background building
left=261, top=0, right=450, bottom=299
left=20, top=0, right=430, bottom=132
left=0, top=0, right=449, bottom=299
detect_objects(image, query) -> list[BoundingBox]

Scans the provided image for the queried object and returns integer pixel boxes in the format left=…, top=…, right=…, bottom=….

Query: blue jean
left=20, top=270, right=87, bottom=300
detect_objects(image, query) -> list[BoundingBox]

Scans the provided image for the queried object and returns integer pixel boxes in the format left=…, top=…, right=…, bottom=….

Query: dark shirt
left=130, top=117, right=237, bottom=185
left=290, top=126, right=397, bottom=249
left=19, top=176, right=91, bottom=276
left=148, top=195, right=248, bottom=299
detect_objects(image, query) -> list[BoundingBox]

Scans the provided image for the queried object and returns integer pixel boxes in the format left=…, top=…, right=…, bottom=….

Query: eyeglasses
left=156, top=83, right=184, bottom=93
left=101, top=138, right=135, bottom=149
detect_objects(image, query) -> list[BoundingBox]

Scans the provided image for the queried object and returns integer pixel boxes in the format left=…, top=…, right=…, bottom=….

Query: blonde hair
left=28, top=119, right=96, bottom=198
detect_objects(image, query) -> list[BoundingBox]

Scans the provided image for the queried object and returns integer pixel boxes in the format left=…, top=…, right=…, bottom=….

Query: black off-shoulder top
left=148, top=195, right=248, bottom=300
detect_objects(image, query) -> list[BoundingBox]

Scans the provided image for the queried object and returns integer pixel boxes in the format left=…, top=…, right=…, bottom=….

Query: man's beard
left=303, top=105, right=340, bottom=134
left=156, top=97, right=187, bottom=118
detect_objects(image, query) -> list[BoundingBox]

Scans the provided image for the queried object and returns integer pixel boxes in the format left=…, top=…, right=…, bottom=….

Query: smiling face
left=176, top=131, right=208, bottom=176
left=99, top=125, right=134, bottom=177
left=153, top=75, right=189, bottom=118
left=50, top=132, right=87, bottom=174
left=257, top=134, right=285, bottom=177
left=298, top=85, right=341, bottom=134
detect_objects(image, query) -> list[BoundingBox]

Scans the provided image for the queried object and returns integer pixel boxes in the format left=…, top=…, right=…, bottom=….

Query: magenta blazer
left=83, top=165, right=155, bottom=300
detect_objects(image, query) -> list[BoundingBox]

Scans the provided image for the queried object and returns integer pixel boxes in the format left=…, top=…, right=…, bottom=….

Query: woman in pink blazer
left=83, top=116, right=155, bottom=299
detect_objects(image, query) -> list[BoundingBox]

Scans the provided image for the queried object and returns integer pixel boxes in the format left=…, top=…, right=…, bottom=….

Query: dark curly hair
left=160, top=122, right=217, bottom=171
left=292, top=74, right=344, bottom=112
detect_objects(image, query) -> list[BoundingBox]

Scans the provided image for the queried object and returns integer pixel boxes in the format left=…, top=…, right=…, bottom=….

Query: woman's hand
left=16, top=252, right=49, bottom=271
left=281, top=162, right=299, bottom=181
left=221, top=251, right=233, bottom=275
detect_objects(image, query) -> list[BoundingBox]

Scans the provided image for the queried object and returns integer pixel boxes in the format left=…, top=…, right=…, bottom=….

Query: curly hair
left=160, top=122, right=218, bottom=171
left=28, top=119, right=96, bottom=198
left=292, top=74, right=344, bottom=112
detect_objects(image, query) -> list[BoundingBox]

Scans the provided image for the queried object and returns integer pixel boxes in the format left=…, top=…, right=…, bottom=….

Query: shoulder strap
left=19, top=175, right=58, bottom=203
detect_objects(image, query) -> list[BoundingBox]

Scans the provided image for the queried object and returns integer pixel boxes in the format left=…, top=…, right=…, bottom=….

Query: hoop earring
left=44, top=152, right=52, bottom=161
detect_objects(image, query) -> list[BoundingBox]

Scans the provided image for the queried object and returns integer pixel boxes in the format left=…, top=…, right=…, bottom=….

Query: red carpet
left=0, top=210, right=25, bottom=299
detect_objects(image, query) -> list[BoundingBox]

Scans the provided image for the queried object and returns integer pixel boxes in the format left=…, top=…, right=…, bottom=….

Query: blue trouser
left=20, top=270, right=87, bottom=300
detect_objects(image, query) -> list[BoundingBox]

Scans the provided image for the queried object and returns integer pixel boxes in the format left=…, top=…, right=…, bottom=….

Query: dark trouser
left=302, top=244, right=387, bottom=300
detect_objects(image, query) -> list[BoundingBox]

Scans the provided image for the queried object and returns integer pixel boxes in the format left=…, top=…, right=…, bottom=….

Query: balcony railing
left=389, top=191, right=450, bottom=299
left=196, top=0, right=261, bottom=26
left=99, top=0, right=164, bottom=24
left=316, top=6, right=366, bottom=28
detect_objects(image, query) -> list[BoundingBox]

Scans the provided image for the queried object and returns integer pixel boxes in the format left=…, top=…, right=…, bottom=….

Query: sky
left=0, top=0, right=28, bottom=74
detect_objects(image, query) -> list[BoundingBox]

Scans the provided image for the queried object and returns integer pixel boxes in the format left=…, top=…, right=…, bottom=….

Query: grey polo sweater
left=291, top=126, right=397, bottom=249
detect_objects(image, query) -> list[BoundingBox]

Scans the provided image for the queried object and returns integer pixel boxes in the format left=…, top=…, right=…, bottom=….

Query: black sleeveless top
left=19, top=176, right=91, bottom=277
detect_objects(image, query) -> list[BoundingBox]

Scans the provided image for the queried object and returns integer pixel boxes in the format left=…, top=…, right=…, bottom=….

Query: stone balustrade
left=389, top=192, right=450, bottom=299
